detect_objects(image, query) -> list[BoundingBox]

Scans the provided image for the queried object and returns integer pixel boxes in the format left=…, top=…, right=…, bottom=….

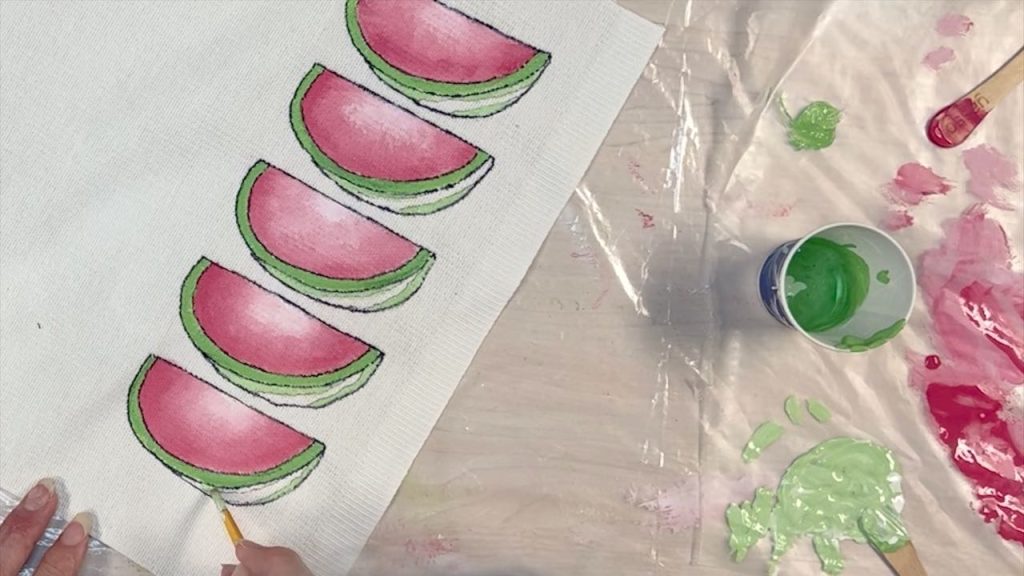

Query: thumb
left=235, top=540, right=311, bottom=576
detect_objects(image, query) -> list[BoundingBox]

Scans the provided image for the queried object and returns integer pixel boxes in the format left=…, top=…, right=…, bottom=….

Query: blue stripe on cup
left=759, top=240, right=797, bottom=327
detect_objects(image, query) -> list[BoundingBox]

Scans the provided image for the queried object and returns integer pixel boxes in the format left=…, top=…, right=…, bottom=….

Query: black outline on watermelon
left=127, top=355, right=325, bottom=504
left=290, top=65, right=494, bottom=216
left=238, top=160, right=437, bottom=313
left=181, top=258, right=383, bottom=406
left=346, top=0, right=551, bottom=117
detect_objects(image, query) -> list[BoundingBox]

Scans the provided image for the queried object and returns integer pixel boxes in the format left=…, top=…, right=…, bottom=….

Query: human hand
left=0, top=478, right=92, bottom=576
left=221, top=540, right=314, bottom=576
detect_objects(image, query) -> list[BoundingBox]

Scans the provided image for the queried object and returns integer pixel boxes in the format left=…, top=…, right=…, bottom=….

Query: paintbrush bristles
left=210, top=490, right=228, bottom=512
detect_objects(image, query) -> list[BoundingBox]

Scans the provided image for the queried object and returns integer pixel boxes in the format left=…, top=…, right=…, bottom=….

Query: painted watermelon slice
left=179, top=258, right=382, bottom=407
left=236, top=161, right=435, bottom=311
left=127, top=356, right=324, bottom=505
left=346, top=0, right=550, bottom=117
left=290, top=64, right=493, bottom=215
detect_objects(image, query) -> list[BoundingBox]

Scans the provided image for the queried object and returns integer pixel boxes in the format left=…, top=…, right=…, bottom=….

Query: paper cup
left=758, top=223, right=915, bottom=352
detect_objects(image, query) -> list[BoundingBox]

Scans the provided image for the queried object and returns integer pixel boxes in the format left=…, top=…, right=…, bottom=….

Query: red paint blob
left=912, top=207, right=1024, bottom=546
left=925, top=383, right=1024, bottom=544
left=927, top=97, right=987, bottom=148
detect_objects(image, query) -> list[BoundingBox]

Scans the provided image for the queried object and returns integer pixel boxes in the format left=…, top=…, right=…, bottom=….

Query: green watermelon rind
left=262, top=255, right=434, bottom=313
left=127, top=355, right=326, bottom=490
left=215, top=353, right=382, bottom=408
left=180, top=258, right=382, bottom=389
left=319, top=164, right=487, bottom=215
left=345, top=0, right=550, bottom=100
left=373, top=68, right=540, bottom=118
left=236, top=161, right=436, bottom=300
left=290, top=64, right=492, bottom=197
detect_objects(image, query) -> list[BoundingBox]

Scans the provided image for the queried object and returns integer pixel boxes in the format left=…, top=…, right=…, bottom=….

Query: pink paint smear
left=627, top=477, right=699, bottom=534
left=936, top=13, right=974, bottom=37
left=626, top=474, right=766, bottom=535
left=636, top=209, right=656, bottom=229
left=923, top=46, right=956, bottom=71
left=886, top=162, right=953, bottom=206
left=910, top=205, right=1024, bottom=545
left=882, top=208, right=914, bottom=232
left=962, top=145, right=1021, bottom=210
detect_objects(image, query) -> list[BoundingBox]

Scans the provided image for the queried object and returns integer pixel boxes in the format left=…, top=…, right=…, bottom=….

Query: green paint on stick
left=785, top=237, right=870, bottom=333
left=806, top=399, right=832, bottom=423
left=780, top=98, right=842, bottom=150
left=742, top=421, right=785, bottom=462
left=726, top=437, right=909, bottom=574
left=876, top=269, right=891, bottom=284
left=784, top=395, right=802, bottom=425
left=838, top=319, right=906, bottom=352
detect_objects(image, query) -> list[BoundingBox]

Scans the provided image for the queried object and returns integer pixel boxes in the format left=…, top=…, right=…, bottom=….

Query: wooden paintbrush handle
left=970, top=47, right=1024, bottom=112
left=882, top=542, right=928, bottom=576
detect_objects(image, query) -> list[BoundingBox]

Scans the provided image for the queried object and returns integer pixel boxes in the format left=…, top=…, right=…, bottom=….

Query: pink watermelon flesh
left=249, top=166, right=419, bottom=279
left=140, top=359, right=314, bottom=475
left=193, top=263, right=370, bottom=376
left=302, top=69, right=477, bottom=181
left=356, top=0, right=537, bottom=84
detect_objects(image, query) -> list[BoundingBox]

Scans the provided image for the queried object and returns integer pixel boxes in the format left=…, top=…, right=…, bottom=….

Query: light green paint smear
left=838, top=319, right=906, bottom=352
left=806, top=399, right=831, bottom=423
left=742, top=421, right=785, bottom=462
left=726, top=487, right=773, bottom=561
left=785, top=237, right=871, bottom=333
left=726, top=437, right=909, bottom=574
left=876, top=269, right=891, bottom=284
left=779, top=97, right=842, bottom=150
left=784, top=395, right=802, bottom=425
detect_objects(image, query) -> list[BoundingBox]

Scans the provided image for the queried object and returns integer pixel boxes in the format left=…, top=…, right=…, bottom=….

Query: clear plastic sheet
left=702, top=1, right=1023, bottom=575
left=5, top=1, right=1021, bottom=575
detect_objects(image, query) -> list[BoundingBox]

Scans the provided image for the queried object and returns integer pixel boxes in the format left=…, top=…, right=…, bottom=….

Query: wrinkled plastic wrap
left=3, top=1, right=1021, bottom=575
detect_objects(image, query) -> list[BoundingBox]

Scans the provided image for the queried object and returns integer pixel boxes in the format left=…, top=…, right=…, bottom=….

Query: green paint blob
left=726, top=437, right=908, bottom=574
left=785, top=237, right=870, bottom=333
left=784, top=395, right=802, bottom=425
left=876, top=269, right=890, bottom=284
left=838, top=319, right=906, bottom=352
left=806, top=399, right=831, bottom=423
left=742, top=421, right=785, bottom=462
left=780, top=98, right=842, bottom=150
left=725, top=487, right=773, bottom=561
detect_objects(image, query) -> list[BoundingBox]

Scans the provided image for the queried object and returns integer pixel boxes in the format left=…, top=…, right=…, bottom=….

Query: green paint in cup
left=769, top=223, right=915, bottom=352
left=785, top=237, right=871, bottom=333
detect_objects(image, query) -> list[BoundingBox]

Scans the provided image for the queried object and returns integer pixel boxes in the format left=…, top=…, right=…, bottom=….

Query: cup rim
left=778, top=222, right=917, bottom=352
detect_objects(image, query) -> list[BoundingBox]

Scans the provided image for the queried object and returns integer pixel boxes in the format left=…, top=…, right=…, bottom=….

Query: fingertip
left=220, top=563, right=237, bottom=576
left=58, top=512, right=93, bottom=547
left=234, top=539, right=261, bottom=560
left=20, top=478, right=56, bottom=512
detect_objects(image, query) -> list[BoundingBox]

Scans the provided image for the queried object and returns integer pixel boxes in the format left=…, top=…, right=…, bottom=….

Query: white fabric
left=0, top=1, right=662, bottom=574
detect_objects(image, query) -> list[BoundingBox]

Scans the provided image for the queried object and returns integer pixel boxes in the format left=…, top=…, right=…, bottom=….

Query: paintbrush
left=211, top=491, right=245, bottom=545
left=927, top=46, right=1024, bottom=148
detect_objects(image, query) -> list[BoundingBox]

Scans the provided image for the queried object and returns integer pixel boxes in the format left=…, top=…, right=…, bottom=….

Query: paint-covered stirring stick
left=211, top=491, right=244, bottom=545
left=927, top=47, right=1024, bottom=148
left=860, top=507, right=927, bottom=576
left=878, top=542, right=928, bottom=576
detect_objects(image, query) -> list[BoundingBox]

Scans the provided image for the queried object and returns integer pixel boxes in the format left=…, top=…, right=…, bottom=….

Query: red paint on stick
left=927, top=96, right=987, bottom=148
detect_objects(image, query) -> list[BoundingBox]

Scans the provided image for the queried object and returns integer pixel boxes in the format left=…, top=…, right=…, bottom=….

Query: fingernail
left=22, top=478, right=55, bottom=511
left=58, top=512, right=92, bottom=546
left=238, top=539, right=261, bottom=549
